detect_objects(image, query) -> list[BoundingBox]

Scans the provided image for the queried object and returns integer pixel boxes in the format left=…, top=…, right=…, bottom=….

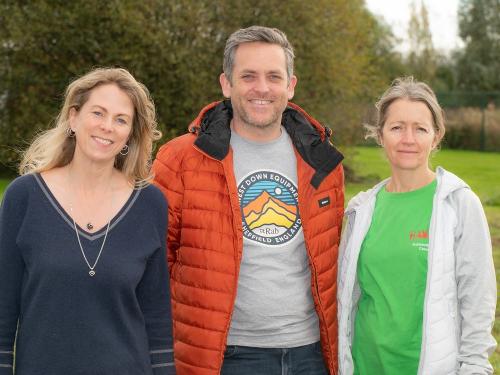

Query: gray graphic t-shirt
left=227, top=127, right=320, bottom=347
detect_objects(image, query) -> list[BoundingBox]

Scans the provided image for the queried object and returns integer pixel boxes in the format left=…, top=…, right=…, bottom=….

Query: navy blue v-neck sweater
left=0, top=174, right=175, bottom=374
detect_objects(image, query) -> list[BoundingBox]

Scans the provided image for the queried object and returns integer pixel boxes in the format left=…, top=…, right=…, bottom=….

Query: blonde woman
left=0, top=68, right=174, bottom=374
left=338, top=77, right=496, bottom=375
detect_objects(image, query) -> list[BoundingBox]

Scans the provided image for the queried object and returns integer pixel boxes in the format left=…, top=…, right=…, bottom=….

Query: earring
left=120, top=144, right=129, bottom=156
left=67, top=128, right=76, bottom=137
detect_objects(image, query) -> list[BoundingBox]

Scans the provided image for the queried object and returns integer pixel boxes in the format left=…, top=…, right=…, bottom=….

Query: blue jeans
left=221, top=341, right=329, bottom=375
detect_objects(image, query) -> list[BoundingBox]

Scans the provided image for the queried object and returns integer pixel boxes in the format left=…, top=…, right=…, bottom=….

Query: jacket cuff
left=151, top=348, right=175, bottom=374
left=0, top=350, right=13, bottom=374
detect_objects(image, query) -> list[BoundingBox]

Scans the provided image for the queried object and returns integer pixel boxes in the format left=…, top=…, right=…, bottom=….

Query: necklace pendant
left=89, top=270, right=96, bottom=277
left=86, top=222, right=94, bottom=230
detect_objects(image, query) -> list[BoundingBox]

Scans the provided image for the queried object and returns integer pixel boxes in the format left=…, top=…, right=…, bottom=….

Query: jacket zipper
left=193, top=144, right=244, bottom=373
left=416, top=180, right=441, bottom=375
left=220, top=193, right=243, bottom=371
left=344, top=204, right=373, bottom=375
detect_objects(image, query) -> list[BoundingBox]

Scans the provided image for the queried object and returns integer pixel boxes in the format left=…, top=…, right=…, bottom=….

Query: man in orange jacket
left=153, top=25, right=344, bottom=375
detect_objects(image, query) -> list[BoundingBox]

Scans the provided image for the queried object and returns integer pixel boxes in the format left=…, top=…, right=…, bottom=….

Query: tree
left=456, top=0, right=500, bottom=91
left=0, top=0, right=397, bottom=172
left=0, top=0, right=222, bottom=170
left=406, top=0, right=438, bottom=83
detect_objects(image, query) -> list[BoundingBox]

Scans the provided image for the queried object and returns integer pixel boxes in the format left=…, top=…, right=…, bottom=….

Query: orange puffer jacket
left=153, top=100, right=344, bottom=375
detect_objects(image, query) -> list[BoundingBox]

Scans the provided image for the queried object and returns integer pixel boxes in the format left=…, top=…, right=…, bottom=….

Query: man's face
left=220, top=42, right=297, bottom=133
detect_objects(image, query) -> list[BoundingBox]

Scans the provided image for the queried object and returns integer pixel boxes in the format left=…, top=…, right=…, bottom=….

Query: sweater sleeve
left=0, top=180, right=27, bottom=374
left=453, top=190, right=497, bottom=375
left=137, top=247, right=175, bottom=375
left=136, top=192, right=175, bottom=375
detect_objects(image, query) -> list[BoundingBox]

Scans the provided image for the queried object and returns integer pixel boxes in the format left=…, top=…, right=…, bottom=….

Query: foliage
left=407, top=1, right=437, bottom=83
left=0, top=0, right=396, bottom=172
left=443, top=107, right=500, bottom=151
left=370, top=1, right=456, bottom=96
left=456, top=0, right=500, bottom=91
left=0, top=0, right=222, bottom=170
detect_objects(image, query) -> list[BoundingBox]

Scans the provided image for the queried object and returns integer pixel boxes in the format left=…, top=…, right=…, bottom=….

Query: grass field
left=0, top=178, right=9, bottom=195
left=0, top=149, right=498, bottom=370
left=344, top=146, right=500, bottom=371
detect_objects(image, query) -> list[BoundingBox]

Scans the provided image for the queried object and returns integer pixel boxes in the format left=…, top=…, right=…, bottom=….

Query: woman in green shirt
left=337, top=77, right=496, bottom=375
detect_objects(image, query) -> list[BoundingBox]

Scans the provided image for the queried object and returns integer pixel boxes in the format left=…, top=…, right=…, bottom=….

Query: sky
left=365, top=0, right=463, bottom=54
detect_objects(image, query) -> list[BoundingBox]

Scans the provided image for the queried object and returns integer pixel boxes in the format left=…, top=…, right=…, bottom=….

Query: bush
left=0, top=0, right=395, bottom=173
left=444, top=107, right=500, bottom=151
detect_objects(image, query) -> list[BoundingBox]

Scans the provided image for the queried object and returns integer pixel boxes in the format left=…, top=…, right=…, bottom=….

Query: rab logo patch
left=318, top=197, right=330, bottom=208
left=238, top=171, right=302, bottom=247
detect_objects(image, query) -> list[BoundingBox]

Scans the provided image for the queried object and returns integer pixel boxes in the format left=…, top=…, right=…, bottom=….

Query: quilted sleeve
left=153, top=141, right=186, bottom=272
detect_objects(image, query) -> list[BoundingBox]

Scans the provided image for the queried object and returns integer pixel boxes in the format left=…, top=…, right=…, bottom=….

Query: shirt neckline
left=34, top=173, right=141, bottom=241
left=230, top=126, right=288, bottom=147
left=379, top=179, right=437, bottom=200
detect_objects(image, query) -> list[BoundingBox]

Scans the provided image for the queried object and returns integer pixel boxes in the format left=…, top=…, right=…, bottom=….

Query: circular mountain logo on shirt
left=238, top=170, right=302, bottom=246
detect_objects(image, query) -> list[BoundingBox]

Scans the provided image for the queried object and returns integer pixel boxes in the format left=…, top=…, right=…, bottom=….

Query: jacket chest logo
left=237, top=170, right=302, bottom=247
left=318, top=197, right=330, bottom=207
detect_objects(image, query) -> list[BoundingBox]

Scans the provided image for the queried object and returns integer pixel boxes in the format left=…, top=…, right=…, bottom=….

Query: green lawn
left=0, top=178, right=9, bottom=196
left=343, top=147, right=499, bottom=202
left=344, top=146, right=500, bottom=371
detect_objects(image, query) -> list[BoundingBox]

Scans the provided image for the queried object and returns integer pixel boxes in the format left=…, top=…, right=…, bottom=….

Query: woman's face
left=69, top=84, right=134, bottom=166
left=380, top=99, right=438, bottom=174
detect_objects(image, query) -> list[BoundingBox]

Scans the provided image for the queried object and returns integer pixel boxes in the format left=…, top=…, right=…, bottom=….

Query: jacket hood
left=346, top=166, right=470, bottom=214
left=434, top=166, right=470, bottom=198
left=188, top=100, right=344, bottom=189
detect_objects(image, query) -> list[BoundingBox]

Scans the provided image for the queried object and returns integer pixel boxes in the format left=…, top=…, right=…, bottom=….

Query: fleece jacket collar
left=345, top=166, right=470, bottom=214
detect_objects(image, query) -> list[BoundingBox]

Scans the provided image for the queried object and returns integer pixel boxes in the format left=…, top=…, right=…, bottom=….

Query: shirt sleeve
left=137, top=244, right=175, bottom=375
left=0, top=180, right=27, bottom=374
left=454, top=190, right=497, bottom=375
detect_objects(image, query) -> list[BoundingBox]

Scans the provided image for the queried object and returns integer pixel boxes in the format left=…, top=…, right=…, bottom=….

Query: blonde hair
left=365, top=76, right=445, bottom=146
left=19, top=67, right=161, bottom=186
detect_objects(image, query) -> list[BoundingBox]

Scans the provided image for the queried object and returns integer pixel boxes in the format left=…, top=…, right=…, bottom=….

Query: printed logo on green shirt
left=409, top=229, right=429, bottom=251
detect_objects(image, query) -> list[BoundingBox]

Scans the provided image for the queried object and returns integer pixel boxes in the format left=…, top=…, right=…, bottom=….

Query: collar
left=192, top=100, right=344, bottom=188
left=345, top=166, right=470, bottom=214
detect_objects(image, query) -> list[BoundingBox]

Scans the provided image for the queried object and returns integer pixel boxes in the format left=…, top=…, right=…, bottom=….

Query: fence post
left=480, top=108, right=486, bottom=151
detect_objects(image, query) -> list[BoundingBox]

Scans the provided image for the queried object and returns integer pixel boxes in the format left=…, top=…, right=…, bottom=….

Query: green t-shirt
left=352, top=179, right=437, bottom=375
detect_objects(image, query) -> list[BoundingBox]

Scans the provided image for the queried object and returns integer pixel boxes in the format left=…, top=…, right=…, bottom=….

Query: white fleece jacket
left=338, top=167, right=497, bottom=375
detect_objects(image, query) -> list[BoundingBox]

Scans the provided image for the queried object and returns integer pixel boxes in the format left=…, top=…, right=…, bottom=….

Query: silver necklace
left=70, top=205, right=110, bottom=277
left=67, top=167, right=114, bottom=277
